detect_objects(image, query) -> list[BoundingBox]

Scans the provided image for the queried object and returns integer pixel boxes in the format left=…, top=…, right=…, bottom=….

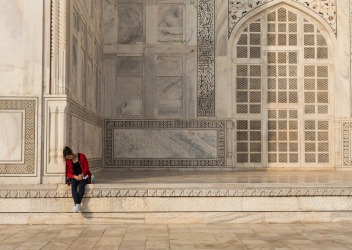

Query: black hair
left=63, top=146, right=73, bottom=157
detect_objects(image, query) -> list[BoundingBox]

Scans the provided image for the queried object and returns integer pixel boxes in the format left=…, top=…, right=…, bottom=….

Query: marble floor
left=1, top=223, right=352, bottom=250
left=94, top=169, right=352, bottom=186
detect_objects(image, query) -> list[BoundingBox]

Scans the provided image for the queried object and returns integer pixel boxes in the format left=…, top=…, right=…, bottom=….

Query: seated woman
left=63, top=146, right=92, bottom=212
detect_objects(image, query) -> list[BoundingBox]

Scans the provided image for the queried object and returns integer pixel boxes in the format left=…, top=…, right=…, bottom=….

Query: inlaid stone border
left=1, top=186, right=352, bottom=198
left=343, top=122, right=352, bottom=165
left=0, top=98, right=37, bottom=174
left=228, top=0, right=337, bottom=37
left=105, top=120, right=226, bottom=167
left=197, top=0, right=215, bottom=116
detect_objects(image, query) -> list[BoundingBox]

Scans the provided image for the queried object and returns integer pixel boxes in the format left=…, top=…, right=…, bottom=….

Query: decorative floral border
left=229, top=0, right=337, bottom=37
left=198, top=0, right=215, bottom=116
left=0, top=99, right=37, bottom=174
left=105, top=120, right=226, bottom=167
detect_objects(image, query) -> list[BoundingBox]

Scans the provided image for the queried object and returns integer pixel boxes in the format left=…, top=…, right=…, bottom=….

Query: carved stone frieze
left=1, top=186, right=352, bottom=198
left=229, top=0, right=337, bottom=37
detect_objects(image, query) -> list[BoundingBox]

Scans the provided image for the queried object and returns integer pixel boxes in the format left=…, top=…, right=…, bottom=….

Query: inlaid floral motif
left=229, top=0, right=336, bottom=37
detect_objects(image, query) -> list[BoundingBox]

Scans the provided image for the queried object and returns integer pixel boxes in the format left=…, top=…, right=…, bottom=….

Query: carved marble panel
left=228, top=0, right=337, bottom=37
left=105, top=120, right=226, bottom=166
left=117, top=3, right=143, bottom=44
left=158, top=4, right=184, bottom=43
left=0, top=99, right=37, bottom=174
left=197, top=0, right=215, bottom=116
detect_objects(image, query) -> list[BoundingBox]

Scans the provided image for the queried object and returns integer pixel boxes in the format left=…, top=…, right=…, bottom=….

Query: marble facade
left=0, top=0, right=352, bottom=184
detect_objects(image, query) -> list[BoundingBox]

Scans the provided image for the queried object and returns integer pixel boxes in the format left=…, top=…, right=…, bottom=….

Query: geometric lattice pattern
left=236, top=120, right=262, bottom=163
left=0, top=99, right=37, bottom=174
left=268, top=110, right=299, bottom=164
left=267, top=8, right=298, bottom=46
left=236, top=65, right=262, bottom=114
left=234, top=5, right=332, bottom=167
left=267, top=51, right=298, bottom=104
left=304, top=120, right=329, bottom=163
left=304, top=65, right=329, bottom=114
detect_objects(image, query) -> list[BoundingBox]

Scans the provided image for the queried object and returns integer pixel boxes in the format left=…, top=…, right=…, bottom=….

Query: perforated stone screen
left=234, top=5, right=332, bottom=167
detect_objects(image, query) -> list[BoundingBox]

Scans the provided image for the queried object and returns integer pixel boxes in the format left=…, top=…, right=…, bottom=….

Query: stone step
left=1, top=183, right=352, bottom=224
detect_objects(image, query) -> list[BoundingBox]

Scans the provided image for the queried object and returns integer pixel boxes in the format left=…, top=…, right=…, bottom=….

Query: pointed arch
left=229, top=2, right=335, bottom=168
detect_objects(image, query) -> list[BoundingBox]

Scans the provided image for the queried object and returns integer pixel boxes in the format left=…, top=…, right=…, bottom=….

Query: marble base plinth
left=1, top=182, right=352, bottom=224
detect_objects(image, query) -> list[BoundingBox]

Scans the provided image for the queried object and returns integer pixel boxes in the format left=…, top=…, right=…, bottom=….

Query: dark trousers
left=71, top=178, right=88, bottom=205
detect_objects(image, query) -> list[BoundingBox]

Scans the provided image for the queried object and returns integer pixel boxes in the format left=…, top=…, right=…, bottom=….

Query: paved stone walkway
left=1, top=223, right=352, bottom=249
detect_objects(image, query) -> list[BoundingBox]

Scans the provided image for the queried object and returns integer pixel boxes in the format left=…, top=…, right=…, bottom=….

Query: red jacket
left=66, top=153, right=92, bottom=183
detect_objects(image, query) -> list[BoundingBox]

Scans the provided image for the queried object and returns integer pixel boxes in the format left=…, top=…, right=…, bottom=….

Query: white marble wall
left=0, top=112, right=23, bottom=162
left=0, top=0, right=43, bottom=183
left=103, top=0, right=197, bottom=119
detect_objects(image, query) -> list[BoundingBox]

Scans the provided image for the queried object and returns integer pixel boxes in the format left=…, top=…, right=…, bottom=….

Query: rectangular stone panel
left=0, top=99, right=36, bottom=174
left=117, top=3, right=143, bottom=44
left=116, top=76, right=143, bottom=116
left=158, top=4, right=183, bottom=43
left=0, top=112, right=23, bottom=162
left=113, top=129, right=217, bottom=159
left=105, top=120, right=225, bottom=166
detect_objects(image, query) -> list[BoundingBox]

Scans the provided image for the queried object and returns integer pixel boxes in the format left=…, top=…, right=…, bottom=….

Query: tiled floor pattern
left=1, top=223, right=352, bottom=249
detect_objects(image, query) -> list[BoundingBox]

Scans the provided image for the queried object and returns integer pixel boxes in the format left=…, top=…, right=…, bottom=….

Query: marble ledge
left=1, top=184, right=352, bottom=198
left=104, top=44, right=197, bottom=55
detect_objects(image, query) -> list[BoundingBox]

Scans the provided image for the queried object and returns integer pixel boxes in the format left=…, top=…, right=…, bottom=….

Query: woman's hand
left=74, top=175, right=83, bottom=181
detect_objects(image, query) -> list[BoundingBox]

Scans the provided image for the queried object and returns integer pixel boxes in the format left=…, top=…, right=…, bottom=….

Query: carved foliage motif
left=197, top=0, right=215, bottom=116
left=0, top=99, right=36, bottom=174
left=229, top=0, right=337, bottom=37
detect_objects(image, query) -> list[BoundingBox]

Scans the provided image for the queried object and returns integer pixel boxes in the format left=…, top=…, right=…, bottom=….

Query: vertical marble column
left=43, top=98, right=68, bottom=183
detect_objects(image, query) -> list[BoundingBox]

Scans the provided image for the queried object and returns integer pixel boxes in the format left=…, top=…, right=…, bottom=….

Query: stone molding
left=343, top=122, right=352, bottom=165
left=1, top=186, right=352, bottom=198
left=0, top=99, right=37, bottom=174
left=197, top=0, right=215, bottom=117
left=105, top=120, right=226, bottom=167
left=69, top=101, right=103, bottom=127
left=229, top=0, right=337, bottom=37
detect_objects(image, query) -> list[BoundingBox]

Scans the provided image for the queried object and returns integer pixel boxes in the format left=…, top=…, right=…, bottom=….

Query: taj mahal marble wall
left=103, top=0, right=352, bottom=170
left=0, top=0, right=44, bottom=183
left=2, top=0, right=352, bottom=184
left=0, top=0, right=105, bottom=184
